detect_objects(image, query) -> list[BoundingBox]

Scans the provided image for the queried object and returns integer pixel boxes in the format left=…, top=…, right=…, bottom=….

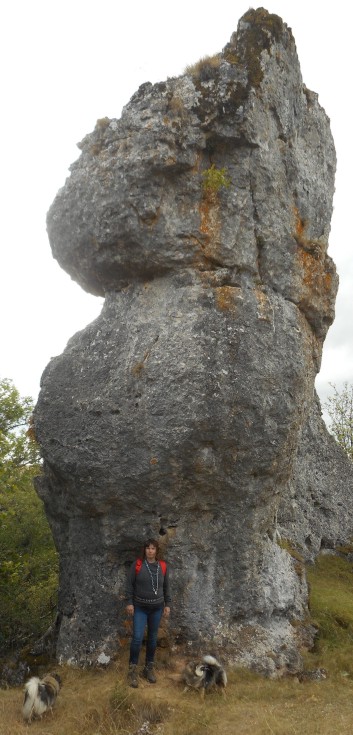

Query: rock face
left=278, top=393, right=353, bottom=560
left=34, top=8, right=353, bottom=675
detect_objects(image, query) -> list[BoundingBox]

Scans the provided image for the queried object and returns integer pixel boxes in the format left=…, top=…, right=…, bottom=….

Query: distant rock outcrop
left=34, top=8, right=353, bottom=675
left=278, top=393, right=353, bottom=559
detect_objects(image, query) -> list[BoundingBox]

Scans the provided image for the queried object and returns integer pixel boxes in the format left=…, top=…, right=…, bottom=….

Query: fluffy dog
left=182, top=655, right=227, bottom=697
left=22, top=673, right=61, bottom=722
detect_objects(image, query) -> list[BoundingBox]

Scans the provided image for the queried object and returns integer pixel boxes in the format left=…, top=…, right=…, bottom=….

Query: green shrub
left=0, top=379, right=58, bottom=653
left=0, top=475, right=58, bottom=653
left=202, top=164, right=231, bottom=193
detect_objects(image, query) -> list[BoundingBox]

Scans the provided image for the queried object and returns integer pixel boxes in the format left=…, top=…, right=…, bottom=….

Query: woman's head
left=142, top=538, right=159, bottom=560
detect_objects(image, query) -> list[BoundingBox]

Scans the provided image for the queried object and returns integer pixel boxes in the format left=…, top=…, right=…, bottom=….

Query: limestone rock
left=34, top=8, right=353, bottom=674
left=278, top=393, right=353, bottom=559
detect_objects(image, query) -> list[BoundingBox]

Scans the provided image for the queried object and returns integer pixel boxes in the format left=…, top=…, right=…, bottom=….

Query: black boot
left=127, top=663, right=139, bottom=688
left=142, top=662, right=157, bottom=683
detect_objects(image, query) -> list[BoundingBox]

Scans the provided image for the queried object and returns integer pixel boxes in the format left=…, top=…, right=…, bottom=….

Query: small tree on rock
left=324, top=382, right=353, bottom=461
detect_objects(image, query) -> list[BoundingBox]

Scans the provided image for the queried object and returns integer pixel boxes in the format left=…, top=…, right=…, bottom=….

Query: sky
left=1, top=0, right=351, bottom=422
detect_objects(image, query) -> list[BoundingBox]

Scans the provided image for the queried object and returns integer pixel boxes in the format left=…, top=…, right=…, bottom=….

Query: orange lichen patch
left=292, top=206, right=335, bottom=309
left=254, top=287, right=273, bottom=322
left=293, top=206, right=306, bottom=240
left=198, top=269, right=217, bottom=287
left=215, top=285, right=239, bottom=312
left=150, top=456, right=159, bottom=465
left=200, top=191, right=220, bottom=234
left=199, top=191, right=222, bottom=262
left=293, top=206, right=323, bottom=259
left=296, top=248, right=336, bottom=332
left=297, top=247, right=324, bottom=291
left=324, top=271, right=332, bottom=291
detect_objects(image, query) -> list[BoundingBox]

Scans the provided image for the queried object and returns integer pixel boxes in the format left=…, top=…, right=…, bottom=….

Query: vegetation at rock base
left=2, top=554, right=353, bottom=733
left=0, top=379, right=58, bottom=654
left=324, top=382, right=353, bottom=460
left=1, top=381, right=353, bottom=731
left=306, top=552, right=353, bottom=664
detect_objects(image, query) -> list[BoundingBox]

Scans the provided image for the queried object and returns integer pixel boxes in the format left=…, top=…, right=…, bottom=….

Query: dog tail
left=202, top=655, right=220, bottom=666
left=23, top=677, right=40, bottom=721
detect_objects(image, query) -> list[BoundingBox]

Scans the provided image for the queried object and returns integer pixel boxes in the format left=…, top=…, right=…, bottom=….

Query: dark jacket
left=126, top=559, right=171, bottom=609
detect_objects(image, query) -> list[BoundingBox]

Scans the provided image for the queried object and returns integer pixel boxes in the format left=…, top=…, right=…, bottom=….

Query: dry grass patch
left=184, top=54, right=221, bottom=79
left=2, top=655, right=353, bottom=735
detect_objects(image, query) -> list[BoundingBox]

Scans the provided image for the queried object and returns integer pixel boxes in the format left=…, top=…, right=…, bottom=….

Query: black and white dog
left=182, top=655, right=227, bottom=697
left=22, top=673, right=61, bottom=722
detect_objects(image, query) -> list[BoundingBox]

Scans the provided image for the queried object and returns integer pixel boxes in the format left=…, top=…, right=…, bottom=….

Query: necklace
left=144, top=559, right=159, bottom=595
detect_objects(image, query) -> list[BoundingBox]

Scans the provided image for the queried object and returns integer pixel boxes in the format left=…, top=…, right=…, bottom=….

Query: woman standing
left=126, top=538, right=171, bottom=687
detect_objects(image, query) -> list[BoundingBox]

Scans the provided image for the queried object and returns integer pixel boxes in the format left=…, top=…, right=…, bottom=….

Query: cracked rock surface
left=35, top=8, right=353, bottom=674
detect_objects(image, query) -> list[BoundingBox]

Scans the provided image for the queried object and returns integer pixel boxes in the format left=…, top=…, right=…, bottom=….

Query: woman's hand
left=163, top=606, right=170, bottom=617
left=126, top=604, right=134, bottom=616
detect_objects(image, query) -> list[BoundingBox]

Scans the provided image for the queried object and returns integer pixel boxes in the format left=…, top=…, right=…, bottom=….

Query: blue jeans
left=129, top=605, right=164, bottom=665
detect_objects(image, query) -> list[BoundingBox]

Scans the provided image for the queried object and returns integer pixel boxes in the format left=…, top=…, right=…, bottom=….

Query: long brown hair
left=142, top=538, right=160, bottom=559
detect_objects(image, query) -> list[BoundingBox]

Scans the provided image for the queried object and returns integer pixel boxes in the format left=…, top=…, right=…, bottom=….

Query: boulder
left=34, top=8, right=353, bottom=675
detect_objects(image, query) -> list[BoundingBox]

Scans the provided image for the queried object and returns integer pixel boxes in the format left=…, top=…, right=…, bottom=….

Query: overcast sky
left=1, top=1, right=351, bottom=420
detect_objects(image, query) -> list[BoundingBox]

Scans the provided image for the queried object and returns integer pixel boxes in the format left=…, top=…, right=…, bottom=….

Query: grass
left=2, top=554, right=353, bottom=734
left=184, top=54, right=221, bottom=79
left=305, top=552, right=353, bottom=675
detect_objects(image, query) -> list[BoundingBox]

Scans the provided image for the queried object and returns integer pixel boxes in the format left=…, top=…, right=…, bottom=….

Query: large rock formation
left=34, top=8, right=353, bottom=675
left=278, top=393, right=353, bottom=560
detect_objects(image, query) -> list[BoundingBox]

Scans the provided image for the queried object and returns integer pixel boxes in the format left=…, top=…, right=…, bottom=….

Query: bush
left=202, top=164, right=231, bottom=194
left=184, top=54, right=221, bottom=80
left=324, top=382, right=353, bottom=461
left=0, top=379, right=58, bottom=653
